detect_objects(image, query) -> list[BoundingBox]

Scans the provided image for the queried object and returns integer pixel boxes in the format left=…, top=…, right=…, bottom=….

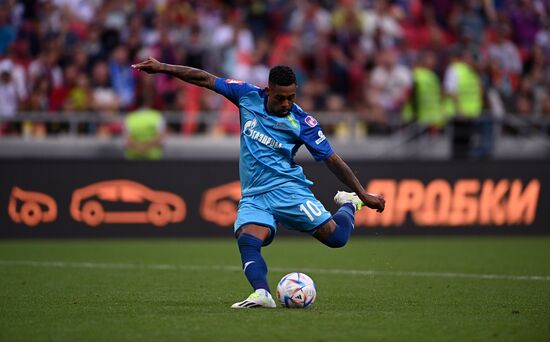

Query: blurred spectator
left=66, top=72, right=92, bottom=111
left=109, top=45, right=136, bottom=109
left=82, top=25, right=105, bottom=64
left=403, top=50, right=446, bottom=128
left=124, top=96, right=166, bottom=160
left=515, top=78, right=534, bottom=116
left=53, top=0, right=100, bottom=24
left=91, top=61, right=120, bottom=112
left=508, top=0, right=544, bottom=61
left=429, top=0, right=455, bottom=30
left=28, top=76, right=52, bottom=111
left=329, top=93, right=358, bottom=140
left=0, top=48, right=28, bottom=105
left=49, top=64, right=78, bottom=111
left=0, top=60, right=19, bottom=119
left=289, top=0, right=331, bottom=56
left=212, top=11, right=255, bottom=77
left=524, top=45, right=550, bottom=116
left=539, top=76, right=550, bottom=116
left=361, top=0, right=403, bottom=54
left=368, top=48, right=412, bottom=126
left=28, top=49, right=62, bottom=90
left=487, top=24, right=522, bottom=76
left=484, top=58, right=514, bottom=116
left=450, top=1, right=486, bottom=49
left=0, top=6, right=16, bottom=55
left=327, top=42, right=350, bottom=97
left=444, top=49, right=485, bottom=158
left=444, top=50, right=483, bottom=119
left=72, top=48, right=91, bottom=74
left=331, top=0, right=363, bottom=53
left=535, top=20, right=550, bottom=58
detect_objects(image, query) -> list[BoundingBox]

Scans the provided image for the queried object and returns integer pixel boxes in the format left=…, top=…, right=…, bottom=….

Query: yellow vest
left=403, top=67, right=445, bottom=126
left=124, top=109, right=164, bottom=160
left=450, top=62, right=482, bottom=118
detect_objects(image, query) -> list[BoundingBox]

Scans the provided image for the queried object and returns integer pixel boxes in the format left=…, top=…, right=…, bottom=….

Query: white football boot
left=334, top=191, right=364, bottom=211
left=230, top=289, right=277, bottom=309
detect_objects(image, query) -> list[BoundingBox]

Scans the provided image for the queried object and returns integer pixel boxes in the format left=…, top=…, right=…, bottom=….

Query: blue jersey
left=214, top=78, right=334, bottom=196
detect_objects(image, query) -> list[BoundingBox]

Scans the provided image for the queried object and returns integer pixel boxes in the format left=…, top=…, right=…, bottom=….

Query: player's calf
left=314, top=197, right=357, bottom=248
left=237, top=232, right=271, bottom=292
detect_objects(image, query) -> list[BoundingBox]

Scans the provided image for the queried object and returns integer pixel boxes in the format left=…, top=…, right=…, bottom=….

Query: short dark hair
left=269, top=65, right=296, bottom=86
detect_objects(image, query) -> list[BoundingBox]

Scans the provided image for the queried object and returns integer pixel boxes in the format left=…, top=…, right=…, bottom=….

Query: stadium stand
left=0, top=0, right=549, bottom=159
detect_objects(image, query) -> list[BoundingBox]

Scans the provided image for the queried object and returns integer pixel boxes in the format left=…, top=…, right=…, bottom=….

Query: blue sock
left=324, top=203, right=356, bottom=248
left=237, top=233, right=270, bottom=293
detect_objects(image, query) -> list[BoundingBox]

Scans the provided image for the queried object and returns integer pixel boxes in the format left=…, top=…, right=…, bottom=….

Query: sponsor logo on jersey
left=243, top=119, right=283, bottom=149
left=305, top=115, right=318, bottom=127
left=315, top=130, right=326, bottom=144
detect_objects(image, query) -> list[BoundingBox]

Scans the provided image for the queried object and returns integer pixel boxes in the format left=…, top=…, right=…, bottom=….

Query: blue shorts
left=234, top=185, right=332, bottom=246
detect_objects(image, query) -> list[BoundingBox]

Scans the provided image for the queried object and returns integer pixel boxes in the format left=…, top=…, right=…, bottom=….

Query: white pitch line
left=0, top=260, right=549, bottom=282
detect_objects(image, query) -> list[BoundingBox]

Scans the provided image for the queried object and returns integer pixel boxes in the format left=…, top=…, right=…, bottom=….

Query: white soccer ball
left=276, top=272, right=317, bottom=308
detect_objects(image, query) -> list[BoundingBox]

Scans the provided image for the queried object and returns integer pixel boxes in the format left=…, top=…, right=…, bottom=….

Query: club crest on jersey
left=226, top=79, right=244, bottom=84
left=305, top=115, right=318, bottom=127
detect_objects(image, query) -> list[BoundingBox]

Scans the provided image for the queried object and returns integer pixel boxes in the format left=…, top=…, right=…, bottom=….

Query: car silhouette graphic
left=8, top=187, right=58, bottom=227
left=70, top=180, right=186, bottom=227
left=200, top=181, right=241, bottom=227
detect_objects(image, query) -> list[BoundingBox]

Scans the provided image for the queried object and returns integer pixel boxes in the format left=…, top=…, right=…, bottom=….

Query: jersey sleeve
left=298, top=114, right=334, bottom=161
left=213, top=78, right=259, bottom=105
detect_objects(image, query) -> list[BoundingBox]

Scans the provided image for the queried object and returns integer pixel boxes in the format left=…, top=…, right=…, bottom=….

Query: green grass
left=1, top=237, right=550, bottom=341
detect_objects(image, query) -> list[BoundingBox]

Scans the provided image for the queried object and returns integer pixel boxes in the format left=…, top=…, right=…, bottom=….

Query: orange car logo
left=8, top=187, right=58, bottom=227
left=200, top=181, right=241, bottom=227
left=70, top=180, right=186, bottom=227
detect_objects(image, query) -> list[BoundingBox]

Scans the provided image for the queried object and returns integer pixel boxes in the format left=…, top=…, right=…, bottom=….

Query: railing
left=1, top=110, right=549, bottom=137
left=0, top=111, right=549, bottom=160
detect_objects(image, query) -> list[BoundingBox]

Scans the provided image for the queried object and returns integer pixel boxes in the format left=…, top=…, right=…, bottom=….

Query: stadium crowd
left=0, top=0, right=549, bottom=137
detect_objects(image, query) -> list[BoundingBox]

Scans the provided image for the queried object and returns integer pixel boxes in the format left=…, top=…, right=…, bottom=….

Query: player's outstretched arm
left=132, top=57, right=216, bottom=90
left=324, top=153, right=385, bottom=212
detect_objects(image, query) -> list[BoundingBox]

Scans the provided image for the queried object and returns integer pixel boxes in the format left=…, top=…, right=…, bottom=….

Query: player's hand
left=364, top=193, right=385, bottom=213
left=132, top=57, right=163, bottom=74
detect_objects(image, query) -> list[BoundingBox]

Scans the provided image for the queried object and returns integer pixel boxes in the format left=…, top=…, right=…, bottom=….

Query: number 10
left=299, top=200, right=322, bottom=221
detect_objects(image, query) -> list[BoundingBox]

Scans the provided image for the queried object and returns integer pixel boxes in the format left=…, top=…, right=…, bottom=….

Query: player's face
left=266, top=84, right=297, bottom=116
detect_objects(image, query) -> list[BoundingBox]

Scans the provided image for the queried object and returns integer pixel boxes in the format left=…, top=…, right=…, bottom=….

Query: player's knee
left=237, top=233, right=263, bottom=250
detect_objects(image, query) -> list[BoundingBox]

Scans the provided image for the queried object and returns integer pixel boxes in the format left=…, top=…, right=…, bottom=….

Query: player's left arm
left=324, top=153, right=385, bottom=212
left=298, top=112, right=384, bottom=212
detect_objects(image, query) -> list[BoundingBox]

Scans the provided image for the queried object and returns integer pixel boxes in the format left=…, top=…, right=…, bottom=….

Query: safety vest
left=124, top=109, right=164, bottom=160
left=451, top=62, right=482, bottom=118
left=403, top=67, right=445, bottom=126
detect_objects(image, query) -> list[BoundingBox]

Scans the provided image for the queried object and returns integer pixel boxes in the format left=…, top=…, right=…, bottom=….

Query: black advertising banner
left=1, top=159, right=548, bottom=238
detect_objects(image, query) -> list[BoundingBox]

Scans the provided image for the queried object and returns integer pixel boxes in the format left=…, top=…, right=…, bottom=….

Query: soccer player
left=132, top=57, right=386, bottom=308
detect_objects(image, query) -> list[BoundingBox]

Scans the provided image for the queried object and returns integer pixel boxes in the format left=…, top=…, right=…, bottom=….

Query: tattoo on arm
left=161, top=64, right=216, bottom=90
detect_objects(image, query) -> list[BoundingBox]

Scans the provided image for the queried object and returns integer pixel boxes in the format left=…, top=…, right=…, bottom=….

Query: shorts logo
left=305, top=116, right=318, bottom=127
left=226, top=79, right=244, bottom=84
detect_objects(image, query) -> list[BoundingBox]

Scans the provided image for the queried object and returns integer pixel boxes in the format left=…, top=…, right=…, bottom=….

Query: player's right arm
left=132, top=57, right=216, bottom=90
left=132, top=57, right=257, bottom=105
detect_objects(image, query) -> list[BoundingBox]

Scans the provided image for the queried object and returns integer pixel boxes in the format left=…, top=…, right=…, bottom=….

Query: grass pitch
left=1, top=237, right=549, bottom=341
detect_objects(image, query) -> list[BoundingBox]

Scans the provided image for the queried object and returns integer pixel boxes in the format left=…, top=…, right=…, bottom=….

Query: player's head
left=266, top=65, right=297, bottom=116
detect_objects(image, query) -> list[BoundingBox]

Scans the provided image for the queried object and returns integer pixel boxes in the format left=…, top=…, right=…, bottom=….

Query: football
left=276, top=272, right=317, bottom=308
